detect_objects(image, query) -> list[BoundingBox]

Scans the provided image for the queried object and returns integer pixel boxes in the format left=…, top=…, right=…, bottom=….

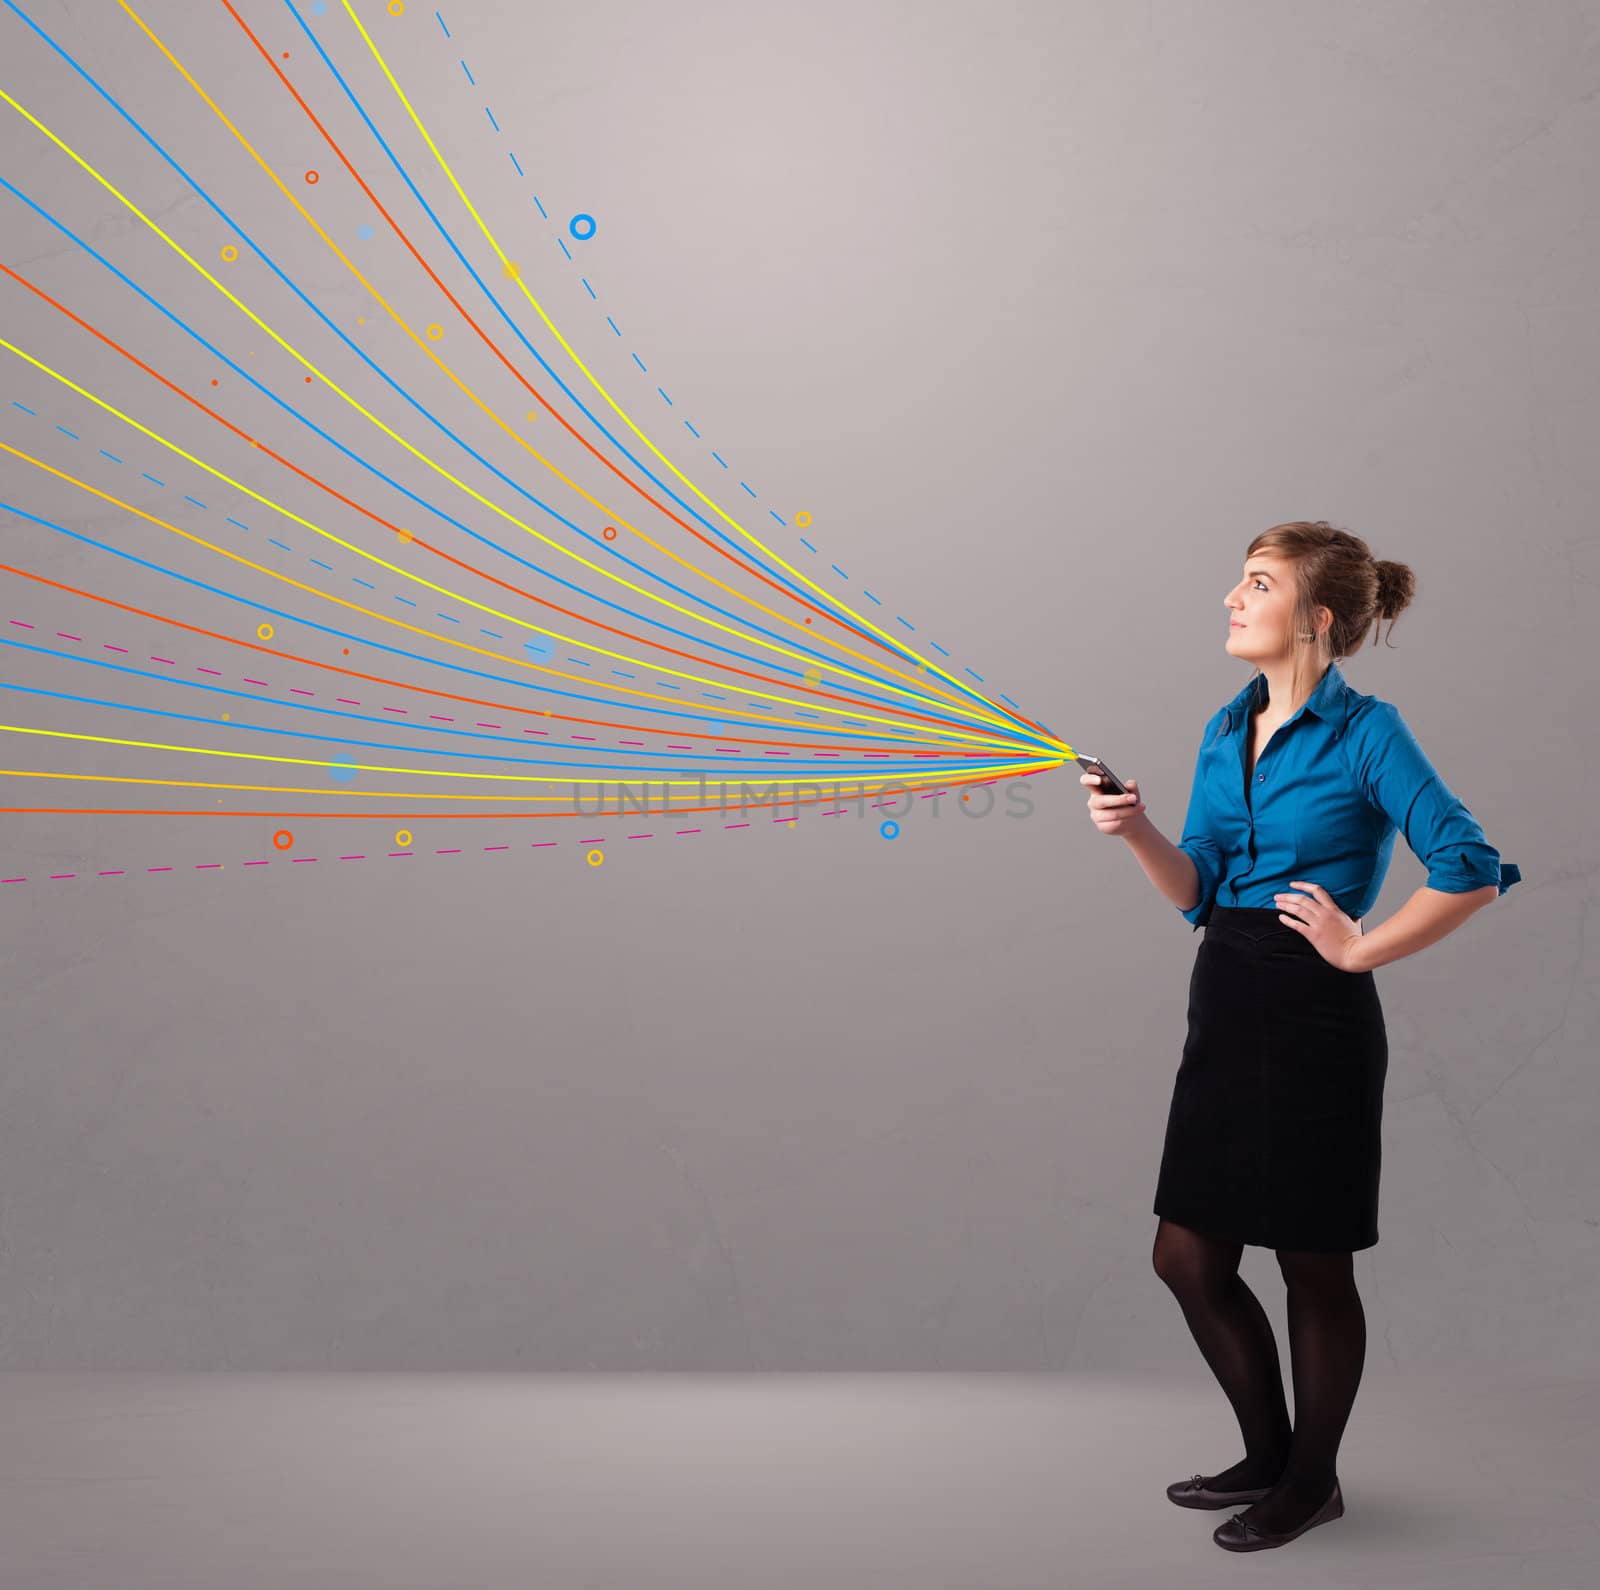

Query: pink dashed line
left=151, top=655, right=175, bottom=665
left=8, top=620, right=34, bottom=629
left=56, top=631, right=82, bottom=642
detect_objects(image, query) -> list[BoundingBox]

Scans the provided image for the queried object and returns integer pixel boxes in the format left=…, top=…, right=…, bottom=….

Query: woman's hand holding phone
left=1080, top=770, right=1147, bottom=835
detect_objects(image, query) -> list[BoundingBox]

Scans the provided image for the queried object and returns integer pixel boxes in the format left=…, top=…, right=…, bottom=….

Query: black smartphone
left=1073, top=754, right=1130, bottom=796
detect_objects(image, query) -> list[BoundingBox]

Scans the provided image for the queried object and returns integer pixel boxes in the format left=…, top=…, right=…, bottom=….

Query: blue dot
left=310, top=0, right=327, bottom=14
left=356, top=223, right=374, bottom=241
left=880, top=820, right=899, bottom=840
left=328, top=754, right=359, bottom=784
left=569, top=213, right=596, bottom=242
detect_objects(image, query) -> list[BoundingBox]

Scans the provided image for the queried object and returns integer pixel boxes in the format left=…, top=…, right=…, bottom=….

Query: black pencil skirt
left=1153, top=905, right=1389, bottom=1252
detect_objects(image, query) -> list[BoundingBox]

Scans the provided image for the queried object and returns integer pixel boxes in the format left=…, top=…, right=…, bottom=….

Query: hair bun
left=1374, top=558, right=1416, bottom=619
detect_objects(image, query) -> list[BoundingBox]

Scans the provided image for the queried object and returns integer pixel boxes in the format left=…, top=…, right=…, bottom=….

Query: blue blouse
left=1175, top=660, right=1520, bottom=930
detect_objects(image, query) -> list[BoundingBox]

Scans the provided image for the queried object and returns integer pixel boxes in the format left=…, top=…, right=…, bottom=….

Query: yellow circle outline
left=586, top=849, right=604, bottom=867
left=395, top=829, right=412, bottom=847
left=257, top=622, right=274, bottom=640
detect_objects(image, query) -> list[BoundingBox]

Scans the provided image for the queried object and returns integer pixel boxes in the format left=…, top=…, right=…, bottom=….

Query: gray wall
left=1, top=0, right=1595, bottom=1370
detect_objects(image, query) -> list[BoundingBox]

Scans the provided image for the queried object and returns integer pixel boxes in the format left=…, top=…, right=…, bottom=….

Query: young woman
left=1081, top=521, right=1519, bottom=1554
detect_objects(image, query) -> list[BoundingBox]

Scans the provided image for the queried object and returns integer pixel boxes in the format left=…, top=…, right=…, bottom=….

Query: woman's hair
left=1245, top=520, right=1416, bottom=708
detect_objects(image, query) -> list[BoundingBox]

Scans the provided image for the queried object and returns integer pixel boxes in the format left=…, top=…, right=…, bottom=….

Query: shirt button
left=1257, top=773, right=1264, bottom=781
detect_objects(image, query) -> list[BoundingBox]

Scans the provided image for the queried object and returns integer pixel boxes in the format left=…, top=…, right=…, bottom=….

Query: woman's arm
left=1346, top=883, right=1498, bottom=973
left=1121, top=811, right=1203, bottom=912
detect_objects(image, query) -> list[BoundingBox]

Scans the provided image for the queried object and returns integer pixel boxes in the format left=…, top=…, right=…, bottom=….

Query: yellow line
left=340, top=0, right=1051, bottom=746
left=3, top=438, right=1036, bottom=765
left=0, top=727, right=1053, bottom=793
left=113, top=0, right=987, bottom=727
left=0, top=77, right=1027, bottom=745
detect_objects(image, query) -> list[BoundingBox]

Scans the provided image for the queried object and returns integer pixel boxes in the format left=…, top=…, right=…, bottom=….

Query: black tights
left=1153, top=1218, right=1365, bottom=1510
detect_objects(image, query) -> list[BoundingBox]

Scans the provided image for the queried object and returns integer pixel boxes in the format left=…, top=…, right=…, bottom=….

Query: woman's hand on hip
left=1275, top=881, right=1365, bottom=972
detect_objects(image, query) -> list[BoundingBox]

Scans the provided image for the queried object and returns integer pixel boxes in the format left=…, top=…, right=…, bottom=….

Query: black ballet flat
left=1166, top=1472, right=1274, bottom=1509
left=1213, top=1478, right=1344, bottom=1551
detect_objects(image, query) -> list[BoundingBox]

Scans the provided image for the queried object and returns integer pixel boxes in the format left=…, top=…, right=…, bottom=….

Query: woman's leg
left=1152, top=1218, right=1293, bottom=1488
left=1231, top=1246, right=1365, bottom=1534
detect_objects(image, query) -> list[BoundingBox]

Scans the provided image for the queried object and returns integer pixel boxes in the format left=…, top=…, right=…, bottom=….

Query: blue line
left=2, top=500, right=1011, bottom=758
left=3, top=0, right=1049, bottom=752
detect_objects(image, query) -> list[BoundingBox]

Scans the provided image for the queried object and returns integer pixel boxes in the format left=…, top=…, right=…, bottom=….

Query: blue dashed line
left=606, top=316, right=620, bottom=336
left=183, top=495, right=207, bottom=509
left=862, top=590, right=881, bottom=605
left=684, top=420, right=701, bottom=439
left=631, top=352, right=647, bottom=373
left=484, top=106, right=499, bottom=132
left=768, top=510, right=783, bottom=525
left=800, top=538, right=817, bottom=553
left=896, top=617, right=915, bottom=631
left=532, top=195, right=547, bottom=219
left=11, top=401, right=36, bottom=414
left=965, top=669, right=984, bottom=682
left=711, top=452, right=728, bottom=469
left=1000, top=694, right=1023, bottom=710
left=739, top=481, right=756, bottom=499
left=931, top=642, right=949, bottom=657
left=435, top=9, right=449, bottom=38
left=830, top=564, right=848, bottom=579
left=658, top=386, right=673, bottom=406
left=460, top=59, right=475, bottom=85
left=394, top=595, right=418, bottom=608
left=481, top=628, right=503, bottom=638
left=613, top=669, right=636, bottom=679
left=141, top=473, right=164, bottom=486
left=55, top=424, right=79, bottom=438
left=558, top=237, right=572, bottom=261
left=569, top=656, right=590, bottom=666
left=267, top=538, right=291, bottom=552
left=580, top=277, right=596, bottom=299
left=310, top=558, right=333, bottom=571
left=352, top=577, right=375, bottom=590
left=508, top=150, right=523, bottom=177
left=437, top=612, right=459, bottom=624
left=98, top=448, right=122, bottom=463
left=225, top=516, right=249, bottom=531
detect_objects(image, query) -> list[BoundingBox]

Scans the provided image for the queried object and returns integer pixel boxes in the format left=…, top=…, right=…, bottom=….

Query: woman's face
left=1223, top=553, right=1297, bottom=660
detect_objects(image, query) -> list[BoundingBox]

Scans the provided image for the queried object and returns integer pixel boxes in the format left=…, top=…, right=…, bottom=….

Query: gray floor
left=1, top=1371, right=1595, bottom=1588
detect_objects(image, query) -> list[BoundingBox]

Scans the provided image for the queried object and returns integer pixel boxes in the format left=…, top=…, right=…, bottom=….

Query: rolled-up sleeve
left=1176, top=712, right=1226, bottom=928
left=1355, top=701, right=1521, bottom=898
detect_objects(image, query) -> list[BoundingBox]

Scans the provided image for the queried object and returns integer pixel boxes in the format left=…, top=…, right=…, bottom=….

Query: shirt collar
left=1219, top=660, right=1352, bottom=734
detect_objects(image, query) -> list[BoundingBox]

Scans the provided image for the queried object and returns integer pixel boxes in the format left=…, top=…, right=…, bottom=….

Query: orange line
left=0, top=767, right=1046, bottom=820
left=218, top=0, right=932, bottom=677
left=0, top=259, right=1016, bottom=745
left=0, top=559, right=975, bottom=759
